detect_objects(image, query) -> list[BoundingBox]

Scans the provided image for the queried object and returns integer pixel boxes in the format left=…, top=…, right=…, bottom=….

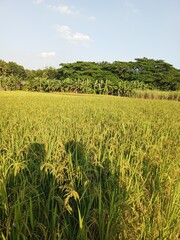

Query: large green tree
left=0, top=60, right=8, bottom=76
left=7, top=61, right=26, bottom=79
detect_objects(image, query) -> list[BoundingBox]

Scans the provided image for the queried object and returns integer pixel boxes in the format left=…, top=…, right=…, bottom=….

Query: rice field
left=0, top=91, right=179, bottom=240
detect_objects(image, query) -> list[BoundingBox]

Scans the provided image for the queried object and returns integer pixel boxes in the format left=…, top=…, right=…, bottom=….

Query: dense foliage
left=0, top=91, right=179, bottom=239
left=0, top=58, right=180, bottom=95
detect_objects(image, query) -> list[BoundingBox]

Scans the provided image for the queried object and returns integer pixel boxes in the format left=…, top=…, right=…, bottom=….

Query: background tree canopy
left=0, top=58, right=180, bottom=93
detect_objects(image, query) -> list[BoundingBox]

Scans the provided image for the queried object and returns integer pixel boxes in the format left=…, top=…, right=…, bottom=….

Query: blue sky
left=0, top=0, right=180, bottom=69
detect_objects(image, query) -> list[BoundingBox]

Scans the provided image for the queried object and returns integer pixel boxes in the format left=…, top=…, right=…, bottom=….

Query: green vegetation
left=0, top=58, right=180, bottom=96
left=0, top=91, right=179, bottom=239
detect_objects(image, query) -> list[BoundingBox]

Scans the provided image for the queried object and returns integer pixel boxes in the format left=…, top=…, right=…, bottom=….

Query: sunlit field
left=0, top=91, right=179, bottom=240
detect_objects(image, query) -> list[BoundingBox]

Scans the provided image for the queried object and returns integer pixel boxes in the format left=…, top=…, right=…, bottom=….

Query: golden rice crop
left=0, top=91, right=179, bottom=240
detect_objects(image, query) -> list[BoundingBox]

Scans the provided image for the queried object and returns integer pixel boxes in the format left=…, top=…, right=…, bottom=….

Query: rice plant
left=0, top=91, right=179, bottom=239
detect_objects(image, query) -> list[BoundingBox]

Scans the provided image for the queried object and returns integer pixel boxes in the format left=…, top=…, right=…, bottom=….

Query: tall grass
left=0, top=91, right=179, bottom=239
left=132, top=89, right=180, bottom=101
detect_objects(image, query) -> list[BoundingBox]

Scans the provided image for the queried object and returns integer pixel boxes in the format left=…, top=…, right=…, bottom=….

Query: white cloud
left=39, top=51, right=56, bottom=58
left=72, top=32, right=90, bottom=41
left=33, top=0, right=43, bottom=4
left=48, top=4, right=77, bottom=15
left=56, top=26, right=72, bottom=40
left=56, top=25, right=91, bottom=43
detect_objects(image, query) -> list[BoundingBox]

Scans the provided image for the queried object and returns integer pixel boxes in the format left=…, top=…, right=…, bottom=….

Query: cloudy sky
left=0, top=0, right=180, bottom=69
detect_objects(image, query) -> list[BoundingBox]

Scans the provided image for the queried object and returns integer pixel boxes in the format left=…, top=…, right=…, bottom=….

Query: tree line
left=0, top=58, right=180, bottom=96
